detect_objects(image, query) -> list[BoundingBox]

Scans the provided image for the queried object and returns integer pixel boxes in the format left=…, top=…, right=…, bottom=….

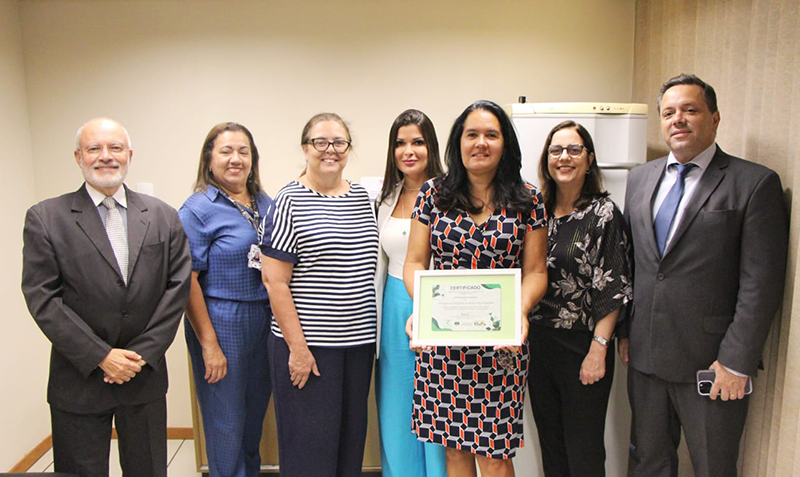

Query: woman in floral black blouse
left=528, top=120, right=633, bottom=476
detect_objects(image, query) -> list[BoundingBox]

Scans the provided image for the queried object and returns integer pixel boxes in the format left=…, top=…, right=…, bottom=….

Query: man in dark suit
left=619, top=74, right=788, bottom=476
left=22, top=117, right=192, bottom=476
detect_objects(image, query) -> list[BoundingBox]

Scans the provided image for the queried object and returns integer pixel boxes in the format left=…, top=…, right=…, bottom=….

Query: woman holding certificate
left=374, top=109, right=446, bottom=477
left=260, top=113, right=379, bottom=476
left=528, top=121, right=632, bottom=476
left=404, top=100, right=548, bottom=476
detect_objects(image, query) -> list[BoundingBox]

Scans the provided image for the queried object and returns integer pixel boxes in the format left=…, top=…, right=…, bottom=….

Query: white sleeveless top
left=380, top=216, right=411, bottom=279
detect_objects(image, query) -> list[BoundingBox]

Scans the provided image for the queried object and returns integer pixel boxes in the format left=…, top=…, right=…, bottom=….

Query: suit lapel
left=73, top=186, right=123, bottom=278
left=662, top=149, right=728, bottom=257
left=639, top=159, right=666, bottom=259
left=125, top=188, right=151, bottom=280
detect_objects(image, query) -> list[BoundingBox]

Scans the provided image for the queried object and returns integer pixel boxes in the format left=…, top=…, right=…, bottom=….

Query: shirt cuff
left=723, top=365, right=748, bottom=378
left=261, top=245, right=298, bottom=265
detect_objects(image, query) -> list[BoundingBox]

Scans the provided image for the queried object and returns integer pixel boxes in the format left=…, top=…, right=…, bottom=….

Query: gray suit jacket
left=624, top=147, right=788, bottom=383
left=22, top=184, right=192, bottom=413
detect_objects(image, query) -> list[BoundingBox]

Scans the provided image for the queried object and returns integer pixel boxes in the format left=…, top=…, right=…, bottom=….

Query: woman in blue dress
left=404, top=101, right=549, bottom=476
left=374, top=109, right=446, bottom=477
left=179, top=122, right=272, bottom=477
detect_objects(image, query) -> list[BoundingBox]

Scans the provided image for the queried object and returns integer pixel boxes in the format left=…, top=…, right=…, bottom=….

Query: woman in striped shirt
left=260, top=113, right=379, bottom=477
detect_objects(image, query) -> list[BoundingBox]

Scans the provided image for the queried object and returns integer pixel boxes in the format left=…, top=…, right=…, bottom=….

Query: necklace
left=221, top=189, right=248, bottom=206
left=232, top=197, right=251, bottom=208
left=219, top=186, right=251, bottom=207
left=218, top=188, right=260, bottom=234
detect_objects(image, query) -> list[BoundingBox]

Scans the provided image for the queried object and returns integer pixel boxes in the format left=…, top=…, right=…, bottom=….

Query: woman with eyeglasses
left=528, top=121, right=632, bottom=476
left=260, top=113, right=379, bottom=477
left=179, top=122, right=272, bottom=477
left=403, top=100, right=549, bottom=476
left=374, top=109, right=447, bottom=477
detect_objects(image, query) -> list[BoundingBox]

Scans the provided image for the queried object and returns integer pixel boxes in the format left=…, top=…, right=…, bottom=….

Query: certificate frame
left=412, top=269, right=522, bottom=347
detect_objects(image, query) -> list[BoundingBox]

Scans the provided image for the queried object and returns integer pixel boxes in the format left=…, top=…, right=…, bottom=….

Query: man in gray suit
left=619, top=74, right=788, bottom=476
left=22, top=117, right=191, bottom=476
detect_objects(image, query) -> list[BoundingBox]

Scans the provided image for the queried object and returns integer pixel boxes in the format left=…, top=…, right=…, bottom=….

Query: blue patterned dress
left=411, top=179, right=547, bottom=459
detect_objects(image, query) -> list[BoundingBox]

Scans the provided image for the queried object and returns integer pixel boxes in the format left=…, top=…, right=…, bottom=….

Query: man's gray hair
left=74, top=118, right=132, bottom=151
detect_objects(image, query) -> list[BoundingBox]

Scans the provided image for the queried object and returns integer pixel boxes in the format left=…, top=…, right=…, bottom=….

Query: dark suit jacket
left=624, top=146, right=788, bottom=383
left=22, top=184, right=192, bottom=413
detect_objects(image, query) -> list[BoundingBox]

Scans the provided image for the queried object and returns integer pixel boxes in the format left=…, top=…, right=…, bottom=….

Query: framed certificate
left=411, top=269, right=522, bottom=347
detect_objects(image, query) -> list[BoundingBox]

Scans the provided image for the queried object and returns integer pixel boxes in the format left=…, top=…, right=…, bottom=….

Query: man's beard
left=80, top=159, right=128, bottom=190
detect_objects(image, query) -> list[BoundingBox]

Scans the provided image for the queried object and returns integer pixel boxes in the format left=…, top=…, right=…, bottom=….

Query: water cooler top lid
left=507, top=102, right=648, bottom=116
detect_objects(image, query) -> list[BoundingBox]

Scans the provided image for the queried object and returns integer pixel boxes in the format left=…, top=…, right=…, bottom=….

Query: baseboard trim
left=108, top=426, right=192, bottom=440
left=9, top=428, right=194, bottom=472
left=8, top=435, right=52, bottom=472
left=166, top=427, right=194, bottom=440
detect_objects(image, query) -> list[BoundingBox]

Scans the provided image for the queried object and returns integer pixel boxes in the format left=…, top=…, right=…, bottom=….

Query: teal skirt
left=376, top=275, right=446, bottom=477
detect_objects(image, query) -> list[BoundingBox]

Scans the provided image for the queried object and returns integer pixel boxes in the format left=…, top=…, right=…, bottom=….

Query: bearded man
left=21, top=117, right=191, bottom=476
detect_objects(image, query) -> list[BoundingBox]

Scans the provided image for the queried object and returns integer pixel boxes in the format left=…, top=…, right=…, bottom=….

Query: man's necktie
left=654, top=163, right=696, bottom=255
left=103, top=196, right=129, bottom=284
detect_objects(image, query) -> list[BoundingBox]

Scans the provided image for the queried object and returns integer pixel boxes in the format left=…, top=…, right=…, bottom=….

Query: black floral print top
left=531, top=197, right=632, bottom=331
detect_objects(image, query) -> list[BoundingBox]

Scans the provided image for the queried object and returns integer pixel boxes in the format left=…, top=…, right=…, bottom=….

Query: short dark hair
left=377, top=109, right=444, bottom=205
left=538, top=121, right=607, bottom=215
left=657, top=73, right=718, bottom=113
left=194, top=122, right=263, bottom=196
left=437, top=100, right=532, bottom=215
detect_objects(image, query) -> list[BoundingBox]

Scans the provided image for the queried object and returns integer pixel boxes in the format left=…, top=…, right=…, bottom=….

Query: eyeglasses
left=83, top=143, right=128, bottom=157
left=548, top=144, right=588, bottom=158
left=308, top=138, right=351, bottom=153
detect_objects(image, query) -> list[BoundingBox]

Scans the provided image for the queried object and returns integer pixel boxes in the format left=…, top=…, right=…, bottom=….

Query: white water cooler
left=509, top=101, right=648, bottom=211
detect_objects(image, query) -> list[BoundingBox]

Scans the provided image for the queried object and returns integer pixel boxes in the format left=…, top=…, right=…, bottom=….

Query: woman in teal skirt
left=374, top=109, right=446, bottom=477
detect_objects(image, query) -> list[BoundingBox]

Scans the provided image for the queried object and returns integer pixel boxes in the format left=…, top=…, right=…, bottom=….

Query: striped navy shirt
left=260, top=180, right=379, bottom=347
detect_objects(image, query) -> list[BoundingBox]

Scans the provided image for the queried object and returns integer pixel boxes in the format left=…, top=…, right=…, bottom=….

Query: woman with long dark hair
left=374, top=109, right=446, bottom=477
left=404, top=100, right=548, bottom=476
left=529, top=120, right=632, bottom=476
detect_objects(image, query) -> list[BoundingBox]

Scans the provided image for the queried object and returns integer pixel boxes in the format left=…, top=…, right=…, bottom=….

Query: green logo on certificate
left=430, top=284, right=502, bottom=331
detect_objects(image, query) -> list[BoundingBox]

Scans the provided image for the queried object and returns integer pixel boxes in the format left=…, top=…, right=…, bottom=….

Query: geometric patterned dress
left=411, top=179, right=548, bottom=459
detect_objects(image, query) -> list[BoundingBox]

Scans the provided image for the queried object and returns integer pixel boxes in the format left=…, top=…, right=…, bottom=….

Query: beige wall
left=19, top=0, right=636, bottom=205
left=0, top=0, right=51, bottom=470
left=4, top=0, right=636, bottom=471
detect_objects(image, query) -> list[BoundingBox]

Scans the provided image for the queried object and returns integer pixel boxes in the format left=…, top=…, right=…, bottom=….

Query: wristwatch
left=592, top=335, right=609, bottom=347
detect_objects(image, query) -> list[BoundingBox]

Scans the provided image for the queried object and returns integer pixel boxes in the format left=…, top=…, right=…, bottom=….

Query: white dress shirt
left=85, top=183, right=128, bottom=232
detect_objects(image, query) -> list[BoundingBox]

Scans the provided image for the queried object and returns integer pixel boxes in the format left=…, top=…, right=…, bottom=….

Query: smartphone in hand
left=696, top=369, right=753, bottom=396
